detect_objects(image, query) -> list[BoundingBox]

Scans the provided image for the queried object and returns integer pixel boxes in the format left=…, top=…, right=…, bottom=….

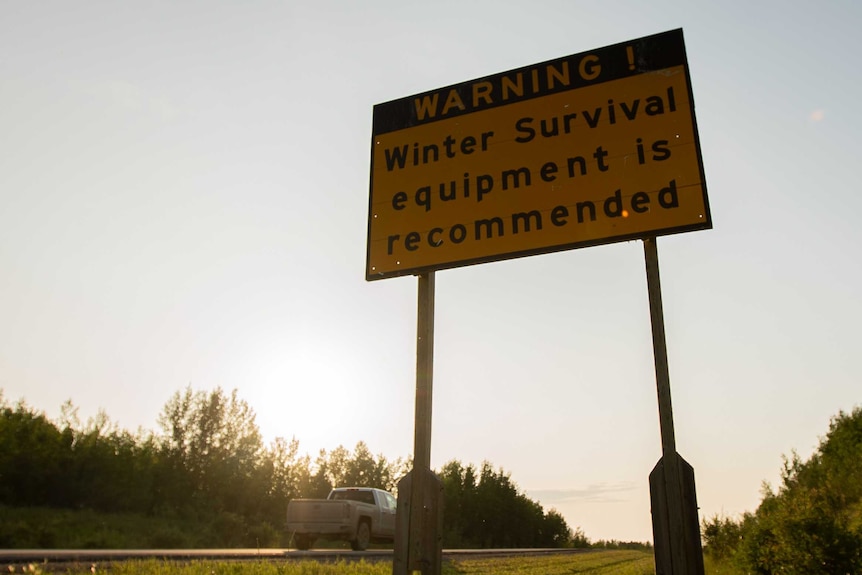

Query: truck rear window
left=330, top=490, right=375, bottom=505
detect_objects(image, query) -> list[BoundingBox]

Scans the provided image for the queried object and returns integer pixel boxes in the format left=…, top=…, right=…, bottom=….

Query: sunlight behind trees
left=0, top=387, right=576, bottom=549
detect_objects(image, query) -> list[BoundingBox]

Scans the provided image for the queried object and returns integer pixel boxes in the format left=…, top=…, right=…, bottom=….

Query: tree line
left=0, top=387, right=577, bottom=549
left=702, top=406, right=862, bottom=574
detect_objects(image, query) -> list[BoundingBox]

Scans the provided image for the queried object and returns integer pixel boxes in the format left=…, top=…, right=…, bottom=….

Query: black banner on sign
left=373, top=29, right=688, bottom=136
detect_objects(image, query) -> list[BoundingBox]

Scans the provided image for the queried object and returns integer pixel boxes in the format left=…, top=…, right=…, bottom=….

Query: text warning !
left=367, top=29, right=710, bottom=280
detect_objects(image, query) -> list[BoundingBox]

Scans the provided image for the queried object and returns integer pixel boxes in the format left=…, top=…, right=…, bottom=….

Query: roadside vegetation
left=701, top=406, right=862, bottom=574
left=443, top=550, right=653, bottom=574
left=4, top=552, right=654, bottom=575
left=0, top=387, right=577, bottom=549
left=11, top=385, right=857, bottom=572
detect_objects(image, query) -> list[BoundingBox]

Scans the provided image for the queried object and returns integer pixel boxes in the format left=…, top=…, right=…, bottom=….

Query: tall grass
left=5, top=552, right=656, bottom=575
left=444, top=551, right=653, bottom=574
left=6, top=559, right=391, bottom=575
left=703, top=554, right=746, bottom=575
left=0, top=506, right=214, bottom=548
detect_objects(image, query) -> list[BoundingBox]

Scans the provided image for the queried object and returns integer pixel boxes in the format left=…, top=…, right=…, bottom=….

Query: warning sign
left=367, top=29, right=710, bottom=281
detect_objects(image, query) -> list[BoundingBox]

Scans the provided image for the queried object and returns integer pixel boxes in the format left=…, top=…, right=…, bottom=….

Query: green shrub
left=707, top=408, right=862, bottom=574
left=701, top=514, right=742, bottom=561
left=211, top=511, right=247, bottom=547
left=245, top=521, right=280, bottom=548
left=147, top=525, right=194, bottom=549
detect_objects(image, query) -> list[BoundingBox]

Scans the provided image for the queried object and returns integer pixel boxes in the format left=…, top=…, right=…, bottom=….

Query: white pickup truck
left=286, top=487, right=398, bottom=550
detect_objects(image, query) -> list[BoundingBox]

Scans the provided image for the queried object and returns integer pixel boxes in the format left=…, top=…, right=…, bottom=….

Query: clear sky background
left=2, top=1, right=860, bottom=543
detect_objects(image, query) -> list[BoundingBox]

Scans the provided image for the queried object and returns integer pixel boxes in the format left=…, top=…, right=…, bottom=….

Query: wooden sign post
left=643, top=237, right=704, bottom=575
left=393, top=272, right=443, bottom=575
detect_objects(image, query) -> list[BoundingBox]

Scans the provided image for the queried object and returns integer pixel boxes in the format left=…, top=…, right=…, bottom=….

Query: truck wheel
left=351, top=520, right=371, bottom=551
left=294, top=534, right=315, bottom=550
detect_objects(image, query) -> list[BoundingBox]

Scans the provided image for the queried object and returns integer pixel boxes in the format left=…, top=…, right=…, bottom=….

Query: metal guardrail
left=0, top=547, right=593, bottom=566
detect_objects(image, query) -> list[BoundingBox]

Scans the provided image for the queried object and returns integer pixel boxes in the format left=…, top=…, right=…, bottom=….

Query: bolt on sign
left=367, top=29, right=710, bottom=281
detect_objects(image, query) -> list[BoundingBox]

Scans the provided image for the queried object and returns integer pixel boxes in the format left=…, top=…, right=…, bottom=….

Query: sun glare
left=235, top=336, right=370, bottom=450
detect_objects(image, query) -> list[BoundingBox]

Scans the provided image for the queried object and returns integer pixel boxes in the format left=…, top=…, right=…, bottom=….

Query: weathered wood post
left=393, top=272, right=443, bottom=575
left=643, top=237, right=704, bottom=575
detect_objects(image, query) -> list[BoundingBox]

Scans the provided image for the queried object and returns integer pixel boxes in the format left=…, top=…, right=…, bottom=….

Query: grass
left=0, top=506, right=212, bottom=549
left=4, top=552, right=656, bottom=575
left=703, top=554, right=745, bottom=575
left=444, top=551, right=654, bottom=574
left=0, top=505, right=293, bottom=549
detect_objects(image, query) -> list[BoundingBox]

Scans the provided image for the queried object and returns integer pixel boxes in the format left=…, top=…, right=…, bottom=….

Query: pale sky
left=2, top=1, right=860, bottom=543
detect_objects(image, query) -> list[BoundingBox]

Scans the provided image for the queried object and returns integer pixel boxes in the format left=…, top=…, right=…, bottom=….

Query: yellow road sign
left=367, top=29, right=710, bottom=280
